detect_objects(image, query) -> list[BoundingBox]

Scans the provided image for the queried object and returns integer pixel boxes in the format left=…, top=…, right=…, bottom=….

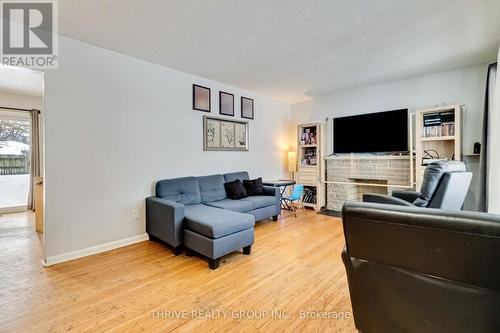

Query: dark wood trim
left=241, top=97, right=254, bottom=119
left=192, top=84, right=211, bottom=112
left=219, top=91, right=234, bottom=116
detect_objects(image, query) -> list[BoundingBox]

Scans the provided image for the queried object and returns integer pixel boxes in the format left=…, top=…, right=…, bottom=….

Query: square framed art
left=193, top=84, right=211, bottom=112
left=219, top=91, right=234, bottom=116
left=241, top=97, right=254, bottom=119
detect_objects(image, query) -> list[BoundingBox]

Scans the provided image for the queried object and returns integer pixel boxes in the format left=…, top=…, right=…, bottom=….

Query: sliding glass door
left=0, top=111, right=30, bottom=213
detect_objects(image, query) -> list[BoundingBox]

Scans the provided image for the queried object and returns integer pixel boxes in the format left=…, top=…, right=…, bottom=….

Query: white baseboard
left=43, top=233, right=149, bottom=266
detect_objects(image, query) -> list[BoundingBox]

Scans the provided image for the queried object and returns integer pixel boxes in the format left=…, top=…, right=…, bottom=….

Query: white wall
left=43, top=36, right=291, bottom=261
left=291, top=64, right=490, bottom=210
left=292, top=64, right=488, bottom=153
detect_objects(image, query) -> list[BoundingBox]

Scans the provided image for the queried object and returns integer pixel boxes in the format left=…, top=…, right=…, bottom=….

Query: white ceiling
left=0, top=65, right=44, bottom=97
left=54, top=1, right=500, bottom=102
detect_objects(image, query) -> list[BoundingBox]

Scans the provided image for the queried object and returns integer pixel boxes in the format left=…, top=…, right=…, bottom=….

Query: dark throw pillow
left=243, top=177, right=264, bottom=196
left=224, top=179, right=248, bottom=200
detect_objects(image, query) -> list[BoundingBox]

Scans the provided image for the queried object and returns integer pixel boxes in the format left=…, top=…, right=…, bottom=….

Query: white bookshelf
left=415, top=104, right=462, bottom=190
left=297, top=122, right=325, bottom=211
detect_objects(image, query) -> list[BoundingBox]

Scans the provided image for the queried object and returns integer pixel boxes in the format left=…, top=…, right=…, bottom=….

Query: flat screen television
left=333, top=109, right=408, bottom=153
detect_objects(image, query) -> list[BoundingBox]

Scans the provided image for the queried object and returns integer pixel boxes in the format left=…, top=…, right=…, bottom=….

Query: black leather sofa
left=342, top=201, right=500, bottom=333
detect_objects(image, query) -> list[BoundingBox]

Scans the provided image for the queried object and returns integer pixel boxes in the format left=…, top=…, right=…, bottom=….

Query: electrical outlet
left=131, top=209, right=139, bottom=220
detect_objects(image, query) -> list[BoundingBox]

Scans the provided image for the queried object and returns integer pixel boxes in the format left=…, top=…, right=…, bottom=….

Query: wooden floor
left=0, top=210, right=356, bottom=332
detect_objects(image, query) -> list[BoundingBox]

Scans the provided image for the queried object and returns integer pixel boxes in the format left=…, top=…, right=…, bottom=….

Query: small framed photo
left=241, top=97, right=254, bottom=119
left=219, top=91, right=234, bottom=116
left=193, top=84, right=211, bottom=112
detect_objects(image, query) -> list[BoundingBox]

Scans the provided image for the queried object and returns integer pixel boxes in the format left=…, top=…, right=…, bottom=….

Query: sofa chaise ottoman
left=146, top=171, right=280, bottom=269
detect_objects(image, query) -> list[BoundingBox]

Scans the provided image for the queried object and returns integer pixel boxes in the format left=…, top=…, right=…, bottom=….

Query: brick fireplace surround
left=326, top=155, right=415, bottom=211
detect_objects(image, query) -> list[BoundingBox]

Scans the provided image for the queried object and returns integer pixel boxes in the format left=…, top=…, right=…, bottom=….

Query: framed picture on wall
left=193, top=84, right=211, bottom=112
left=203, top=116, right=248, bottom=151
left=205, top=117, right=221, bottom=148
left=219, top=91, right=234, bottom=116
left=234, top=122, right=247, bottom=149
left=221, top=121, right=235, bottom=148
left=241, top=97, right=254, bottom=119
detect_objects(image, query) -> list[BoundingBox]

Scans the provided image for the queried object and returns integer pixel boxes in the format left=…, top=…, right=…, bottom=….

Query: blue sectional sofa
left=146, top=172, right=280, bottom=269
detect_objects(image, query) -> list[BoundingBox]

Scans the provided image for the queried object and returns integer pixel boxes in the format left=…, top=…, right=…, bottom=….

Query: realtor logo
left=1, top=0, right=58, bottom=68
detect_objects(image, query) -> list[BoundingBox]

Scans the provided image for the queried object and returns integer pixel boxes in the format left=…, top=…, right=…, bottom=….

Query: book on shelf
left=423, top=113, right=441, bottom=127
left=439, top=111, right=455, bottom=123
left=300, top=127, right=317, bottom=145
left=441, top=122, right=455, bottom=137
left=301, top=148, right=317, bottom=165
left=302, top=187, right=317, bottom=204
left=423, top=111, right=455, bottom=138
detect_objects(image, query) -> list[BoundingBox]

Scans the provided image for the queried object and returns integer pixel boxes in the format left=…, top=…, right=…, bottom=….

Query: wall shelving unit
left=415, top=104, right=462, bottom=190
left=296, top=122, right=325, bottom=211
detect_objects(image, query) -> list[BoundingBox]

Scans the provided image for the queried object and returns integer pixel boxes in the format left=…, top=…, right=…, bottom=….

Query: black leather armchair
left=342, top=201, right=500, bottom=333
left=363, top=160, right=472, bottom=210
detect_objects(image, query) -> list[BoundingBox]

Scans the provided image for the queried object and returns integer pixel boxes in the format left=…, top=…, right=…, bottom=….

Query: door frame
left=0, top=110, right=31, bottom=214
